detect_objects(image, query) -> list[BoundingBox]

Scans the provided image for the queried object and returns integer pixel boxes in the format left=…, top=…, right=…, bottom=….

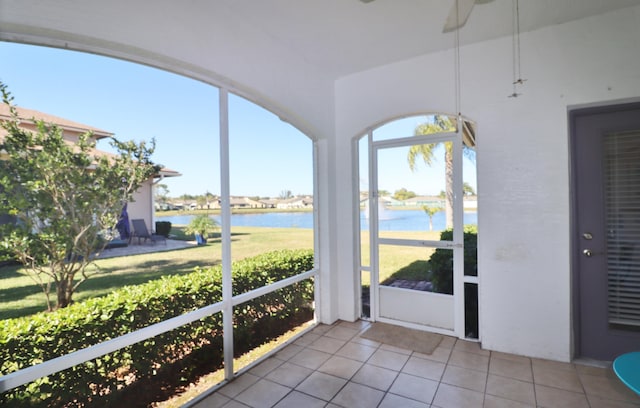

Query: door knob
left=583, top=249, right=593, bottom=257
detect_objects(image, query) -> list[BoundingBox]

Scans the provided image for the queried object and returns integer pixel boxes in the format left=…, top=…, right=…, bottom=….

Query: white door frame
left=368, top=124, right=466, bottom=338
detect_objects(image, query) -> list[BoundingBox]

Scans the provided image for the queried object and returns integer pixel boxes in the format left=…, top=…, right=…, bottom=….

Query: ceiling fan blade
left=443, top=0, right=477, bottom=33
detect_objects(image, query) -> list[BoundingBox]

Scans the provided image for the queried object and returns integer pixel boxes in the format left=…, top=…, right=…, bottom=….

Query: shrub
left=429, top=225, right=478, bottom=295
left=0, top=249, right=314, bottom=406
left=429, top=225, right=478, bottom=337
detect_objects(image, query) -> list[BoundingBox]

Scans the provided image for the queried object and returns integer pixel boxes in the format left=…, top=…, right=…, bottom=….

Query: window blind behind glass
left=605, top=130, right=640, bottom=327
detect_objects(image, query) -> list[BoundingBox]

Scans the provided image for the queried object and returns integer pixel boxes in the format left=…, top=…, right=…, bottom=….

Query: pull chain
left=508, top=0, right=526, bottom=98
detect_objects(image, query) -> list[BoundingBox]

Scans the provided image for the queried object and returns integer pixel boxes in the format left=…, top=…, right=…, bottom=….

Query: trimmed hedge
left=429, top=224, right=478, bottom=294
left=0, top=249, right=314, bottom=407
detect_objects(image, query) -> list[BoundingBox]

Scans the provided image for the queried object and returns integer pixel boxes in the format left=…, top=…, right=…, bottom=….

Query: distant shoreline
left=157, top=207, right=313, bottom=217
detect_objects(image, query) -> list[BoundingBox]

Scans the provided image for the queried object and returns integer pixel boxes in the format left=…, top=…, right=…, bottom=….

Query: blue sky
left=0, top=42, right=312, bottom=198
left=0, top=41, right=475, bottom=199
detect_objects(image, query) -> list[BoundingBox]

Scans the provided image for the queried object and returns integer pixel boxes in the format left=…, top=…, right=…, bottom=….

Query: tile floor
left=192, top=320, right=640, bottom=408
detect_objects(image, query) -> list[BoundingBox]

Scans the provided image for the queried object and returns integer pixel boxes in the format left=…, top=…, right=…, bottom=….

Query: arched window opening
left=0, top=42, right=317, bottom=406
left=356, top=113, right=478, bottom=339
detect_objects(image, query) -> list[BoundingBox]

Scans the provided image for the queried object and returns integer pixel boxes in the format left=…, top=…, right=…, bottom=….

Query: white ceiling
left=218, top=0, right=640, bottom=79
left=1, top=0, right=639, bottom=137
left=2, top=0, right=640, bottom=82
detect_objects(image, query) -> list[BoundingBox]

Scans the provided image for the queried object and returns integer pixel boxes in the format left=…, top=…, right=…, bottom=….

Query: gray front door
left=572, top=102, right=640, bottom=360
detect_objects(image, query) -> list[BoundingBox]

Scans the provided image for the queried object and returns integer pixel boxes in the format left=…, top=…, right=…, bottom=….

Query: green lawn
left=0, top=226, right=313, bottom=320
left=0, top=225, right=442, bottom=321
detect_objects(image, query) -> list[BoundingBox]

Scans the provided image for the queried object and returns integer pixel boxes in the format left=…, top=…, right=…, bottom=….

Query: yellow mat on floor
left=360, top=323, right=443, bottom=355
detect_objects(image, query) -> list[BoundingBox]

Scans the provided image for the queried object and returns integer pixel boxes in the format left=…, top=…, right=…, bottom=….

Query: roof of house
left=0, top=104, right=113, bottom=139
left=0, top=103, right=181, bottom=178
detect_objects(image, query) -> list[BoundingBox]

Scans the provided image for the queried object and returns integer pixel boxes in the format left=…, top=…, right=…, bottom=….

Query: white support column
left=219, top=88, right=234, bottom=379
left=453, top=115, right=465, bottom=338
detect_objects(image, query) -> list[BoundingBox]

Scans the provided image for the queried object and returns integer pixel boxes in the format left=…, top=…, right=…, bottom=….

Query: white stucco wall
left=127, top=179, right=154, bottom=234
left=334, top=5, right=640, bottom=361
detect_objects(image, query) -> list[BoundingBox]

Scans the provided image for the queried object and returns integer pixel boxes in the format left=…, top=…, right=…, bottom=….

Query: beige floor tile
left=433, top=382, right=484, bottom=408
left=218, top=373, right=260, bottom=398
left=449, top=349, right=490, bottom=372
left=441, top=364, right=487, bottom=392
left=402, top=355, right=446, bottom=381
left=193, top=321, right=640, bottom=408
left=414, top=344, right=453, bottom=364
left=489, top=355, right=532, bottom=382
left=193, top=392, right=230, bottom=408
left=317, top=355, right=363, bottom=379
left=248, top=357, right=283, bottom=377
left=575, top=363, right=614, bottom=377
left=351, top=363, right=399, bottom=391
left=264, top=361, right=313, bottom=388
left=324, top=325, right=360, bottom=341
left=486, top=374, right=536, bottom=405
left=388, top=373, right=438, bottom=404
left=483, top=394, right=535, bottom=408
left=535, top=384, right=589, bottom=408
left=307, top=335, right=347, bottom=354
left=580, top=372, right=640, bottom=403
left=220, top=401, right=250, bottom=408
left=331, top=382, right=385, bottom=408
left=490, top=351, right=531, bottom=365
left=379, top=393, right=430, bottom=408
left=368, top=348, right=410, bottom=371
left=439, top=336, right=457, bottom=349
left=587, top=394, right=640, bottom=408
left=310, top=324, right=332, bottom=335
left=234, top=378, right=291, bottom=408
left=454, top=340, right=491, bottom=356
left=288, top=348, right=332, bottom=370
left=272, top=390, right=326, bottom=408
left=337, top=319, right=370, bottom=330
left=274, top=344, right=303, bottom=361
left=380, top=343, right=413, bottom=355
left=532, top=358, right=575, bottom=373
left=352, top=336, right=381, bottom=348
left=295, top=371, right=348, bottom=401
left=533, top=365, right=583, bottom=393
left=293, top=332, right=321, bottom=347
left=335, top=341, right=378, bottom=362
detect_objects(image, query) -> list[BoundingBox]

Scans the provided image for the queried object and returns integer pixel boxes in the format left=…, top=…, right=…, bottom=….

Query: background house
left=0, top=104, right=180, bottom=232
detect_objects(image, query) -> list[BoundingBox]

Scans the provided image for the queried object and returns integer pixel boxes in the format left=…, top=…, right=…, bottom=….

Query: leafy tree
left=154, top=183, right=170, bottom=205
left=196, top=195, right=207, bottom=209
left=463, top=182, right=476, bottom=196
left=421, top=204, right=442, bottom=231
left=0, top=84, right=158, bottom=310
left=407, top=115, right=475, bottom=228
left=393, top=187, right=416, bottom=201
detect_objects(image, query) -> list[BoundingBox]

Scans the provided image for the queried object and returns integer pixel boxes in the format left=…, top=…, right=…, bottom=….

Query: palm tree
left=408, top=115, right=475, bottom=228
left=422, top=204, right=442, bottom=231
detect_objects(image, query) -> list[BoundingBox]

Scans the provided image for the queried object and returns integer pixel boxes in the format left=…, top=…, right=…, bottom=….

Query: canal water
left=157, top=210, right=477, bottom=231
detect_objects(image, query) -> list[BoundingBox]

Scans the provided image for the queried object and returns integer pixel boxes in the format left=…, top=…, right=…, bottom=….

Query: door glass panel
left=376, top=142, right=454, bottom=241
left=604, top=130, right=640, bottom=328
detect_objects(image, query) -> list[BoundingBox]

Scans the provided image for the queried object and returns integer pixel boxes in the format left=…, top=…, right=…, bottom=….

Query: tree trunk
left=445, top=148, right=454, bottom=229
left=56, top=274, right=74, bottom=309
